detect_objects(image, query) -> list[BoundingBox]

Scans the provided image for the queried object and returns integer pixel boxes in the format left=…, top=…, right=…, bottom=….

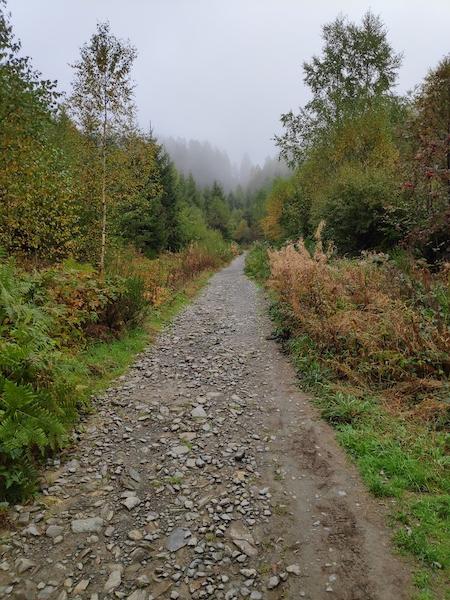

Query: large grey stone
left=121, top=496, right=141, bottom=510
left=191, top=406, right=207, bottom=418
left=15, top=558, right=36, bottom=574
left=104, top=569, right=122, bottom=593
left=267, top=576, right=280, bottom=590
left=170, top=445, right=189, bottom=457
left=165, top=527, right=191, bottom=552
left=286, top=563, right=301, bottom=576
left=71, top=517, right=103, bottom=534
left=45, top=525, right=64, bottom=538
left=228, top=521, right=258, bottom=557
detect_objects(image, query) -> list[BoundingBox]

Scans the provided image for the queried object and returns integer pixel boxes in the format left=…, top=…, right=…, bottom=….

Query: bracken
left=267, top=233, right=449, bottom=425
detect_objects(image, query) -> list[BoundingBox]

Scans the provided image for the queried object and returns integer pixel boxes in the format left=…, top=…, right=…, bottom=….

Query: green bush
left=321, top=166, right=397, bottom=254
left=30, top=262, right=147, bottom=345
left=245, top=243, right=270, bottom=283
left=178, top=204, right=234, bottom=263
left=103, top=275, right=147, bottom=331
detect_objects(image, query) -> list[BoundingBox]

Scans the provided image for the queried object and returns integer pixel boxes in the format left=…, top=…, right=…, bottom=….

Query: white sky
left=8, top=0, right=450, bottom=164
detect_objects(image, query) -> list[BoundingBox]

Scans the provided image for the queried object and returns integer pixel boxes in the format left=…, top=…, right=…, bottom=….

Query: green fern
left=0, top=259, right=76, bottom=501
left=0, top=458, right=37, bottom=500
left=0, top=380, right=66, bottom=452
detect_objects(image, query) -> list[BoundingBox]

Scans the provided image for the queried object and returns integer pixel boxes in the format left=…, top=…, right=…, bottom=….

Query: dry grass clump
left=267, top=233, right=449, bottom=422
left=110, top=243, right=232, bottom=307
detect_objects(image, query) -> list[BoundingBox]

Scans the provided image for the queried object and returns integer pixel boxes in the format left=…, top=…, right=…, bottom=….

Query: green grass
left=73, top=271, right=213, bottom=402
left=166, top=475, right=183, bottom=485
left=287, top=336, right=449, bottom=598
left=245, top=246, right=450, bottom=600
left=289, top=340, right=449, bottom=598
left=394, top=496, right=450, bottom=570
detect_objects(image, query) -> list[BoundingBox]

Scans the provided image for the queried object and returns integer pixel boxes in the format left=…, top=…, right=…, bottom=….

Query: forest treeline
left=260, top=14, right=449, bottom=263
left=161, top=136, right=290, bottom=193
left=0, top=7, right=259, bottom=264
left=247, top=13, right=449, bottom=597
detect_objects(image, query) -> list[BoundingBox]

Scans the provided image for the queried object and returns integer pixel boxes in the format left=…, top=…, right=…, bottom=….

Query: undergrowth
left=246, top=242, right=450, bottom=600
left=0, top=243, right=232, bottom=502
left=244, top=242, right=271, bottom=283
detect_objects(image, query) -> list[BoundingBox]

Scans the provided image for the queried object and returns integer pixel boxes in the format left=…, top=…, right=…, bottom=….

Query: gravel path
left=0, top=255, right=411, bottom=600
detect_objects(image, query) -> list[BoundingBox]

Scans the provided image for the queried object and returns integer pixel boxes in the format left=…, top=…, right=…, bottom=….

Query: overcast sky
left=8, top=0, right=450, bottom=164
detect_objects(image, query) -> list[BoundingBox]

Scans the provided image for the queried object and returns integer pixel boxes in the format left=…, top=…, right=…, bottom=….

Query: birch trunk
left=99, top=97, right=107, bottom=277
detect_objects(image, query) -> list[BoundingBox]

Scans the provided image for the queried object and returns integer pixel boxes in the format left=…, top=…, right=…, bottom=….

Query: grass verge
left=74, top=270, right=213, bottom=403
left=0, top=239, right=232, bottom=502
left=0, top=269, right=212, bottom=508
left=245, top=244, right=450, bottom=600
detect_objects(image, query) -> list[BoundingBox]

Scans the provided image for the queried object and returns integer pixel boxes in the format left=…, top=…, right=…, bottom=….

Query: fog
left=8, top=0, right=450, bottom=166
left=160, top=137, right=290, bottom=191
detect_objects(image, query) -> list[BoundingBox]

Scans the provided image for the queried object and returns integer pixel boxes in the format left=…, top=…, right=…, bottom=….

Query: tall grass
left=108, top=242, right=235, bottom=307
left=244, top=242, right=271, bottom=283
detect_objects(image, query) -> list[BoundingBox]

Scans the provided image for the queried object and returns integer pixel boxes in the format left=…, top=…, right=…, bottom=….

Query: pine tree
left=155, top=143, right=182, bottom=250
left=206, top=182, right=231, bottom=238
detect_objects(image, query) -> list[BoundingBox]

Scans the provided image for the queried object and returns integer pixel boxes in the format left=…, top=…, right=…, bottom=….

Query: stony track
left=0, top=255, right=411, bottom=600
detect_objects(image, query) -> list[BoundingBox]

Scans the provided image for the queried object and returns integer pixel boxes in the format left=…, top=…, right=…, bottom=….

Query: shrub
left=321, top=166, right=397, bottom=254
left=30, top=262, right=147, bottom=344
left=102, top=275, right=147, bottom=332
left=244, top=243, right=270, bottom=283
left=108, top=242, right=234, bottom=308
left=266, top=236, right=450, bottom=423
left=404, top=207, right=450, bottom=266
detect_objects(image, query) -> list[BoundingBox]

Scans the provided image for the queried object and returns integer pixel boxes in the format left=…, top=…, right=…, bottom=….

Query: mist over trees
left=161, top=136, right=290, bottom=192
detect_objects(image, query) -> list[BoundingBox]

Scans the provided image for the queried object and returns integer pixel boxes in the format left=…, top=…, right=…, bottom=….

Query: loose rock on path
left=0, top=255, right=411, bottom=599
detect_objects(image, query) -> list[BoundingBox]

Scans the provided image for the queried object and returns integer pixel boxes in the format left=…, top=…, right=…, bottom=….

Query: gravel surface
left=0, top=255, right=411, bottom=599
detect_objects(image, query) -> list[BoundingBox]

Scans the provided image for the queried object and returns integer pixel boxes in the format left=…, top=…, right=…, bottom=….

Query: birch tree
left=69, top=22, right=136, bottom=274
left=276, top=12, right=402, bottom=167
